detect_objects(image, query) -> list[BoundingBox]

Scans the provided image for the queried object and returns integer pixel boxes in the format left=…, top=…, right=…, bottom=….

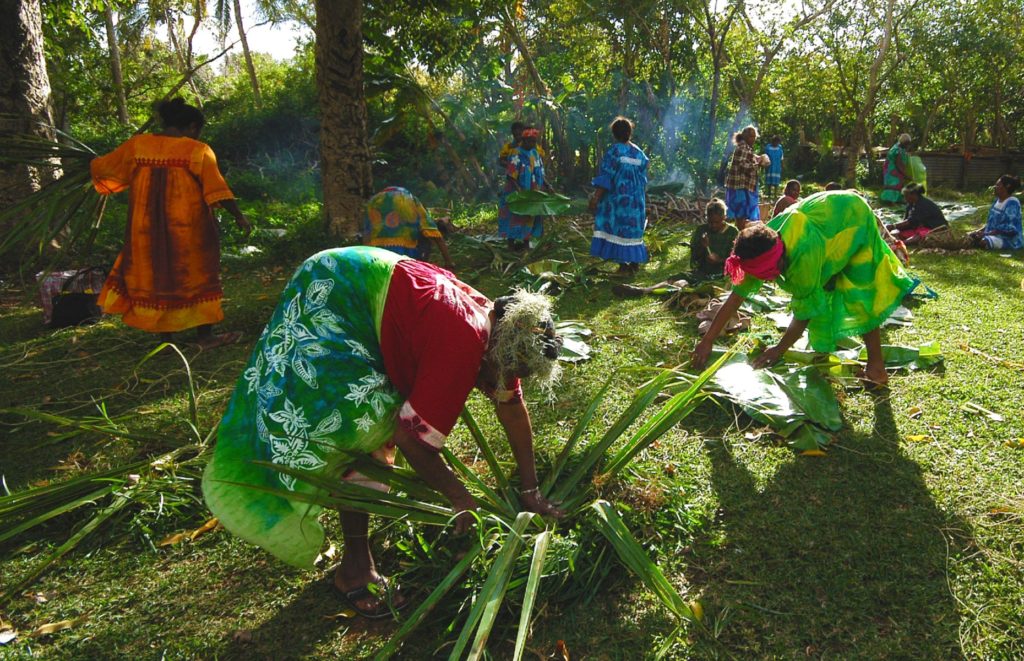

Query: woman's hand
left=236, top=214, right=253, bottom=238
left=451, top=495, right=479, bottom=536
left=587, top=195, right=598, bottom=214
left=751, top=344, right=784, bottom=369
left=520, top=488, right=565, bottom=519
left=691, top=339, right=713, bottom=370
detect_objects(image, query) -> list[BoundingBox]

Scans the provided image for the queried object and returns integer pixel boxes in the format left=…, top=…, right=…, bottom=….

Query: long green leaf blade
left=451, top=511, right=535, bottom=661
left=512, top=529, right=552, bottom=661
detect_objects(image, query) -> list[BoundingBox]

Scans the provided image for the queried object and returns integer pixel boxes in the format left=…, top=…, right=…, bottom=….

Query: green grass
left=1, top=203, right=1023, bottom=659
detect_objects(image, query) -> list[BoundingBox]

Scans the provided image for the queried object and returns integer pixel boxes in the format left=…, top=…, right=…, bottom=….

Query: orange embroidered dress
left=92, top=134, right=235, bottom=333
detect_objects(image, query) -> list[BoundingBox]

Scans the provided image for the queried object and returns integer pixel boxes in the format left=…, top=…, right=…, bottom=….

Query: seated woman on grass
left=363, top=186, right=454, bottom=269
left=772, top=179, right=801, bottom=217
left=885, top=182, right=948, bottom=244
left=967, top=175, right=1022, bottom=250
left=614, top=198, right=737, bottom=298
left=691, top=191, right=917, bottom=387
left=203, top=246, right=564, bottom=618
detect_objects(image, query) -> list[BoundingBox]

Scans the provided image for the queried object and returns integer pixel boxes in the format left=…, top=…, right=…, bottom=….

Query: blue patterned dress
left=590, top=142, right=649, bottom=264
left=765, top=144, right=783, bottom=187
left=507, top=147, right=545, bottom=241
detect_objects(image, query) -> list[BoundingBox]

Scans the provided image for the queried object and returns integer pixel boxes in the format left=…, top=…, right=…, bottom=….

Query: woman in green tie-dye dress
left=692, top=191, right=916, bottom=386
left=203, top=246, right=564, bottom=617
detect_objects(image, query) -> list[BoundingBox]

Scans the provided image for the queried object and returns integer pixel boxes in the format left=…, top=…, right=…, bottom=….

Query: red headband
left=521, top=128, right=540, bottom=138
left=724, top=238, right=784, bottom=284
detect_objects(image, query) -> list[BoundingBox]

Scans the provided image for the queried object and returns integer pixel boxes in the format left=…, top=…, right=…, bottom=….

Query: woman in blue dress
left=506, top=127, right=548, bottom=251
left=968, top=175, right=1022, bottom=250
left=588, top=117, right=649, bottom=275
left=764, top=135, right=784, bottom=198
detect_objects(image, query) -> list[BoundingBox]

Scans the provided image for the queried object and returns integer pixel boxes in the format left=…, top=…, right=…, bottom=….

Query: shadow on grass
left=689, top=393, right=969, bottom=658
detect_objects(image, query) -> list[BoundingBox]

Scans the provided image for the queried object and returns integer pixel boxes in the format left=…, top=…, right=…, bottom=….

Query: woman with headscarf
left=203, top=246, right=564, bottom=617
left=880, top=133, right=912, bottom=204
left=691, top=191, right=916, bottom=387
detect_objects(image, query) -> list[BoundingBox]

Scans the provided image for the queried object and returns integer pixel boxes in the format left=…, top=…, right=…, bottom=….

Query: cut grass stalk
left=512, top=529, right=552, bottom=661
left=591, top=500, right=694, bottom=622
left=373, top=539, right=488, bottom=660
left=451, top=511, right=536, bottom=660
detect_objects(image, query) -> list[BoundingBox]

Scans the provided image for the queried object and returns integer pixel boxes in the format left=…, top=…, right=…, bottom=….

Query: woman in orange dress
left=91, top=98, right=251, bottom=347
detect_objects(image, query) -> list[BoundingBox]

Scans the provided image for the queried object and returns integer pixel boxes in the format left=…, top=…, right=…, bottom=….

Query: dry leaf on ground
left=31, top=616, right=87, bottom=637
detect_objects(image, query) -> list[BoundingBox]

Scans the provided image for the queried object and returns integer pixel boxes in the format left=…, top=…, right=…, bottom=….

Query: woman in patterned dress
left=91, top=98, right=251, bottom=347
left=588, top=116, right=650, bottom=275
left=202, top=246, right=563, bottom=617
left=691, top=191, right=916, bottom=387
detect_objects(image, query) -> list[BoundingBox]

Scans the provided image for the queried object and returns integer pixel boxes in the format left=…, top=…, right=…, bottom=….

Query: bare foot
left=856, top=367, right=889, bottom=389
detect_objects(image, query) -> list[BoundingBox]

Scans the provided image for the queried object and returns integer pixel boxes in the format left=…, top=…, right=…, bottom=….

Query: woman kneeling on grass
left=691, top=191, right=917, bottom=387
left=203, top=246, right=564, bottom=618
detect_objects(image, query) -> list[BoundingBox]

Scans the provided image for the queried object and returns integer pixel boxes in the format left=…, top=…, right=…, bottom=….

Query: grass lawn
left=1, top=199, right=1022, bottom=659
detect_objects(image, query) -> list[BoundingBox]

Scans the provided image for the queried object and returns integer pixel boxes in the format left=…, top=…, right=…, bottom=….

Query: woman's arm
left=433, top=236, right=455, bottom=270
left=392, top=425, right=478, bottom=534
left=691, top=291, right=745, bottom=369
left=216, top=198, right=252, bottom=237
left=495, top=399, right=564, bottom=517
left=751, top=317, right=811, bottom=368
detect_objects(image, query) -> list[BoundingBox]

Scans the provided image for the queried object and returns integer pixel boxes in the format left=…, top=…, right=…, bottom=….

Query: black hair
left=157, top=97, right=205, bottom=130
left=902, top=182, right=925, bottom=196
left=610, top=116, right=633, bottom=142
left=733, top=224, right=780, bottom=260
left=511, top=121, right=526, bottom=136
left=784, top=179, right=800, bottom=195
left=998, top=174, right=1020, bottom=194
left=824, top=181, right=842, bottom=191
left=772, top=135, right=781, bottom=144
left=705, top=198, right=727, bottom=218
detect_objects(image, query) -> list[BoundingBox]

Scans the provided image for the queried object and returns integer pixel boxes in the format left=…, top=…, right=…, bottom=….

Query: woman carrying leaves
left=504, top=126, right=549, bottom=251
left=691, top=191, right=917, bottom=387
left=203, top=246, right=564, bottom=618
left=880, top=134, right=912, bottom=204
left=588, top=117, right=650, bottom=275
left=91, top=98, right=251, bottom=348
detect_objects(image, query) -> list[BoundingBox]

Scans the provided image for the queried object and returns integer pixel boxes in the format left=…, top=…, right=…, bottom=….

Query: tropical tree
left=0, top=0, right=59, bottom=213
left=315, top=0, right=372, bottom=237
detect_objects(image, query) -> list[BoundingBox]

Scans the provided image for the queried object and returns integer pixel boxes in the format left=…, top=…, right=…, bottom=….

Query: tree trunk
left=233, top=0, right=263, bottom=108
left=103, top=5, right=129, bottom=124
left=315, top=0, right=372, bottom=238
left=0, top=0, right=59, bottom=213
left=843, top=0, right=896, bottom=183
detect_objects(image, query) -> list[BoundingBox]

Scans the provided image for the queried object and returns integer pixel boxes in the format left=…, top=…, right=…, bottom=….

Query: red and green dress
left=202, top=246, right=519, bottom=568
left=732, top=191, right=916, bottom=352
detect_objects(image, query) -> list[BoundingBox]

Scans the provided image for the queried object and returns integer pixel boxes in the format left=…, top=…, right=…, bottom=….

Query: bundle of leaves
left=219, top=351, right=736, bottom=658
left=1, top=331, right=734, bottom=657
left=0, top=127, right=104, bottom=267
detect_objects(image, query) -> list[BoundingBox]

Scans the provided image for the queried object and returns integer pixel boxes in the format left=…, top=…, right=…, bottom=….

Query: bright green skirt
left=203, top=246, right=406, bottom=568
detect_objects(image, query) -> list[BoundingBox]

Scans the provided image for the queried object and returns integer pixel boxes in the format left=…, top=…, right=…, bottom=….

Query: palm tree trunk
left=0, top=0, right=59, bottom=212
left=103, top=5, right=128, bottom=124
left=315, top=0, right=372, bottom=238
left=232, top=0, right=262, bottom=108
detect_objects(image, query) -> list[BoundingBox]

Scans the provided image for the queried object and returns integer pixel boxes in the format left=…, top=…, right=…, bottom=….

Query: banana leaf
left=705, top=354, right=843, bottom=450
left=506, top=190, right=573, bottom=216
left=836, top=341, right=944, bottom=371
